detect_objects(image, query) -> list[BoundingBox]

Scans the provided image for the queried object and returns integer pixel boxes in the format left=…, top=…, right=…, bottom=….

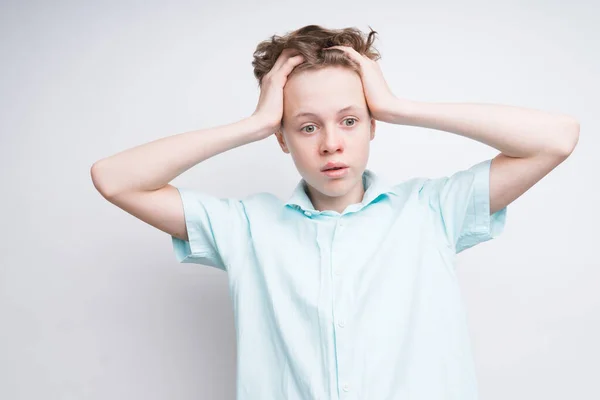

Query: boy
left=91, top=25, right=579, bottom=400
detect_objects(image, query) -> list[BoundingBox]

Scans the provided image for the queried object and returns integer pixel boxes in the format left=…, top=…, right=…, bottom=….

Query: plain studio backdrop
left=1, top=1, right=598, bottom=399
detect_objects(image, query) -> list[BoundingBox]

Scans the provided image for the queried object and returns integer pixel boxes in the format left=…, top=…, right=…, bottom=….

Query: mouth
left=321, top=162, right=349, bottom=172
left=322, top=166, right=349, bottom=177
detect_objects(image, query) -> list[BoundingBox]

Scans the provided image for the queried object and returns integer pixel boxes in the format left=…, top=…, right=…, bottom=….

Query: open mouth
left=322, top=166, right=349, bottom=177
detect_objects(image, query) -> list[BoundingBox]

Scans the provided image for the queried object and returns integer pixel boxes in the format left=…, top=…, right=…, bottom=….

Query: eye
left=343, top=117, right=357, bottom=127
left=300, top=117, right=358, bottom=134
left=301, top=124, right=316, bottom=134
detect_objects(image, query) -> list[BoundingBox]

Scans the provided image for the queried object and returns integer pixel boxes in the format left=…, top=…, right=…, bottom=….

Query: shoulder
left=389, top=176, right=433, bottom=202
left=240, top=191, right=282, bottom=208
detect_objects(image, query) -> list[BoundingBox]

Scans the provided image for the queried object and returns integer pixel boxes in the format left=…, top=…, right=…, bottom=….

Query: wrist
left=247, top=114, right=280, bottom=139
left=387, top=98, right=419, bottom=126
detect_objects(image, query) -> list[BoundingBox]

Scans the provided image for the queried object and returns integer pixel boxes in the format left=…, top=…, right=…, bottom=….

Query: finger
left=272, top=48, right=301, bottom=73
left=275, top=54, right=305, bottom=79
left=323, top=45, right=365, bottom=66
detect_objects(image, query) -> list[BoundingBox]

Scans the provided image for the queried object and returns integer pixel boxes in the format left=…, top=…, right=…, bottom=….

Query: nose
left=319, top=126, right=345, bottom=154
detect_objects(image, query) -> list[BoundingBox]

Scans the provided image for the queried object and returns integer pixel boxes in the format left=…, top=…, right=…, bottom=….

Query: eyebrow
left=292, top=105, right=362, bottom=119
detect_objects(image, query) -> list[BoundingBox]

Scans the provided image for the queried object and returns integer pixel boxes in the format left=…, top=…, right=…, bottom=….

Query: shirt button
left=338, top=320, right=345, bottom=328
left=304, top=211, right=312, bottom=216
left=342, top=383, right=350, bottom=392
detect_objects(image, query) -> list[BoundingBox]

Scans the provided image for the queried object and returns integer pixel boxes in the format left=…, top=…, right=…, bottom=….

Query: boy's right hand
left=251, top=48, right=305, bottom=138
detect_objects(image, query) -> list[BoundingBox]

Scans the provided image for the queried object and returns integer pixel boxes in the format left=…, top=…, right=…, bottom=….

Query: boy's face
left=276, top=66, right=376, bottom=210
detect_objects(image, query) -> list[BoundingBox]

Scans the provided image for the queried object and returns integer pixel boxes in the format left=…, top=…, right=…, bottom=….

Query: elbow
left=90, top=161, right=115, bottom=198
left=562, top=118, right=580, bottom=156
left=551, top=117, right=580, bottom=157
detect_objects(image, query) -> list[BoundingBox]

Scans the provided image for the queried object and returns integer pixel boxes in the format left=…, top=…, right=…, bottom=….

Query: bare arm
left=90, top=117, right=273, bottom=241
left=90, top=116, right=271, bottom=198
left=90, top=49, right=306, bottom=240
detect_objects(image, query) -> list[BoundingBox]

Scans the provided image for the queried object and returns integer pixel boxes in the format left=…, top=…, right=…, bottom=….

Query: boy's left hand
left=323, top=46, right=401, bottom=123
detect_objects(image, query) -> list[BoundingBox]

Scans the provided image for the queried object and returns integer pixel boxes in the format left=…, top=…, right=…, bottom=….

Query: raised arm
left=90, top=117, right=270, bottom=240
left=90, top=48, right=306, bottom=240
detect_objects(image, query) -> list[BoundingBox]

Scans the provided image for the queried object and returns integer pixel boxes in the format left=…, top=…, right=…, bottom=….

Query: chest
left=237, top=202, right=454, bottom=317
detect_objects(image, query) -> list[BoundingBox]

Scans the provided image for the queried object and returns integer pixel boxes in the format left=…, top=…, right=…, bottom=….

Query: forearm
left=389, top=99, right=580, bottom=158
left=91, top=116, right=269, bottom=197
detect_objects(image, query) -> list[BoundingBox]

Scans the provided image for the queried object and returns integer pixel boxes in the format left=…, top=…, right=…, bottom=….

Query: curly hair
left=251, top=24, right=381, bottom=89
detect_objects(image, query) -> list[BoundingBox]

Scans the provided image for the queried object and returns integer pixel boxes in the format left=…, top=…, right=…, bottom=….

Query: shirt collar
left=284, top=168, right=397, bottom=214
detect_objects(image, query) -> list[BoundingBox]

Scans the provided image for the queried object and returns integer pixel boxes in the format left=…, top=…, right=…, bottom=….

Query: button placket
left=333, top=219, right=346, bottom=276
left=332, top=216, right=352, bottom=398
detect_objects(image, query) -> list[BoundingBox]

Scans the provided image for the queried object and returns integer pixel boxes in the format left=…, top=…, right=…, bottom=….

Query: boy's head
left=252, top=25, right=382, bottom=212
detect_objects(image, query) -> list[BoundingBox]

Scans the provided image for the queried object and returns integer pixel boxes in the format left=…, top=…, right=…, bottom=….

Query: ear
left=275, top=128, right=290, bottom=153
left=369, top=117, right=376, bottom=140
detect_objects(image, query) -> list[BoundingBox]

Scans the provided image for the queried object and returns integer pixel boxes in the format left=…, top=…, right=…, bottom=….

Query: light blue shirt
left=171, top=158, right=508, bottom=400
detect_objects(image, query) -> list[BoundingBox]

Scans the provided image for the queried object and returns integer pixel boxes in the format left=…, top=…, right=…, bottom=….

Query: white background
left=1, top=0, right=598, bottom=399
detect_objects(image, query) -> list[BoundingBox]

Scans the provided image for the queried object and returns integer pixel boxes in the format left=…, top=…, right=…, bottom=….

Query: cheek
left=291, top=145, right=314, bottom=163
left=346, top=131, right=371, bottom=149
left=288, top=140, right=319, bottom=164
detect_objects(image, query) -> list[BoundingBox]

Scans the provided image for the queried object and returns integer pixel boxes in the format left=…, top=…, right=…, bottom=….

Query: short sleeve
left=424, top=158, right=508, bottom=254
left=171, top=186, right=249, bottom=271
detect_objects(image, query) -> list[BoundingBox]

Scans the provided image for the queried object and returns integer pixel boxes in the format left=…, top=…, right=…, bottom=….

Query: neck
left=306, top=177, right=365, bottom=214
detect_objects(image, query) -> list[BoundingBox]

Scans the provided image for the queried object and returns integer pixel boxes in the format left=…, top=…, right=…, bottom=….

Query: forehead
left=284, top=66, right=365, bottom=115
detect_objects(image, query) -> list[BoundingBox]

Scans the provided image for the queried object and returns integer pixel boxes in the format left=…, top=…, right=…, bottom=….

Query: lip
left=322, top=166, right=349, bottom=178
left=321, top=161, right=349, bottom=172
